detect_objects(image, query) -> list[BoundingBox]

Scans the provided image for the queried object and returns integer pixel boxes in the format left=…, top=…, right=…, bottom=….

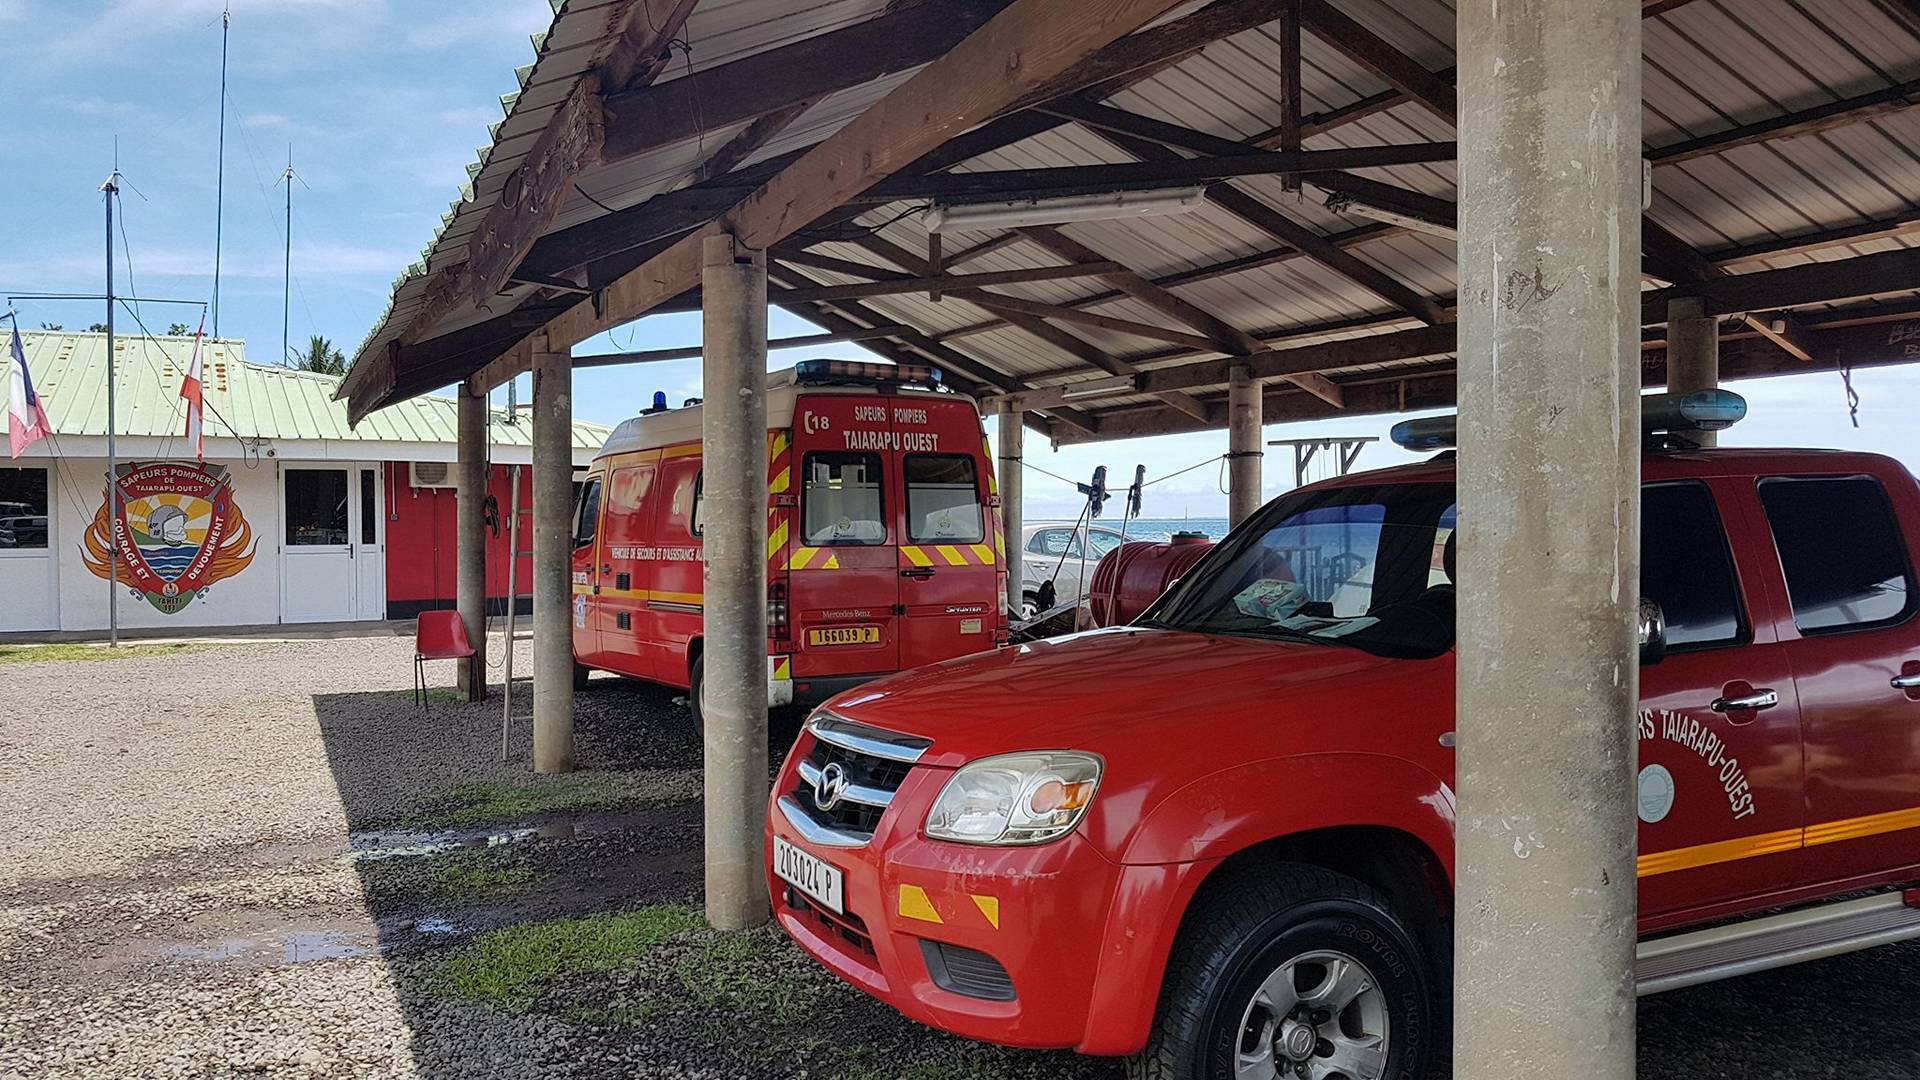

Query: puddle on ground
left=157, top=928, right=372, bottom=967
left=347, top=821, right=587, bottom=861
left=412, top=916, right=460, bottom=935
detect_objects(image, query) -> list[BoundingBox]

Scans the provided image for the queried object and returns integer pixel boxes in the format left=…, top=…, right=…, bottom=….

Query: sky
left=4, top=0, right=1915, bottom=522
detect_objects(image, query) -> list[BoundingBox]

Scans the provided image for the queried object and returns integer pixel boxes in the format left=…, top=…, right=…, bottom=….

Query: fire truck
left=570, top=360, right=1007, bottom=723
left=767, top=390, right=1920, bottom=1079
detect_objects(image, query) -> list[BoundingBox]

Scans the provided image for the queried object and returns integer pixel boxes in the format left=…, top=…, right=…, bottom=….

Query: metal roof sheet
left=9, top=332, right=608, bottom=450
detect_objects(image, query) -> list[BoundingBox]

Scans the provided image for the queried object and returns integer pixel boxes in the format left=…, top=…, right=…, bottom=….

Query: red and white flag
left=7, top=322, right=52, bottom=459
left=181, top=316, right=206, bottom=460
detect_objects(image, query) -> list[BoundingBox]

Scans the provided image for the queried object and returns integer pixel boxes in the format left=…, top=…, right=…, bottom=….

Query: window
left=1641, top=483, right=1744, bottom=649
left=0, top=467, right=50, bottom=550
left=574, top=478, right=601, bottom=549
left=284, top=470, right=349, bottom=546
left=1029, top=527, right=1123, bottom=561
left=1151, top=483, right=1457, bottom=659
left=690, top=471, right=704, bottom=537
left=1758, top=476, right=1914, bottom=633
left=906, top=455, right=983, bottom=543
left=803, top=452, right=885, bottom=545
left=359, top=470, right=377, bottom=546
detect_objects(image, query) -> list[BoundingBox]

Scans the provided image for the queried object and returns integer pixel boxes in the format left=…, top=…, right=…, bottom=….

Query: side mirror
left=1638, top=598, right=1667, bottom=666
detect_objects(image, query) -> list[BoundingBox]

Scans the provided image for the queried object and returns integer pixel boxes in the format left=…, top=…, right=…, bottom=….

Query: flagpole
left=102, top=165, right=121, bottom=648
left=212, top=4, right=230, bottom=339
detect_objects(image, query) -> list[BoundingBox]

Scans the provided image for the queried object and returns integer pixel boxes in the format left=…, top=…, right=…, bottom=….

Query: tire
left=688, top=654, right=706, bottom=734
left=1129, top=863, right=1443, bottom=1080
left=572, top=662, right=592, bottom=690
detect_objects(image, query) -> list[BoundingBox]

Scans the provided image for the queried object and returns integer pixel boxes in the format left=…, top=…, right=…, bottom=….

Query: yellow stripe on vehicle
left=935, top=544, right=968, bottom=566
left=789, top=546, right=819, bottom=571
left=899, top=884, right=944, bottom=925
left=660, top=443, right=702, bottom=459
left=1637, top=827, right=1804, bottom=878
left=971, top=894, right=1001, bottom=930
left=969, top=543, right=996, bottom=565
left=773, top=657, right=791, bottom=681
left=770, top=466, right=791, bottom=494
left=1804, top=804, right=1920, bottom=847
left=822, top=552, right=840, bottom=570
left=650, top=590, right=704, bottom=607
left=767, top=521, right=789, bottom=561
left=901, top=545, right=934, bottom=568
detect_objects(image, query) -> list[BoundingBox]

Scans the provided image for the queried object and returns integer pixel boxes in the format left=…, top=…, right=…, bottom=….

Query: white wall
left=0, top=456, right=59, bottom=632
left=34, top=455, right=285, bottom=634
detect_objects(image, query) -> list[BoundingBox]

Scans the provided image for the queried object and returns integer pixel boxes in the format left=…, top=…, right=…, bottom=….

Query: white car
left=1017, top=523, right=1128, bottom=616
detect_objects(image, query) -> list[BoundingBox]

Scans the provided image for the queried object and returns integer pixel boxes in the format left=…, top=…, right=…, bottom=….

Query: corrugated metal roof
left=346, top=0, right=1920, bottom=438
left=9, top=332, right=608, bottom=449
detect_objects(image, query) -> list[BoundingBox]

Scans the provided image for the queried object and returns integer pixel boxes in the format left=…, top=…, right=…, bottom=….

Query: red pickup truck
left=766, top=417, right=1920, bottom=1079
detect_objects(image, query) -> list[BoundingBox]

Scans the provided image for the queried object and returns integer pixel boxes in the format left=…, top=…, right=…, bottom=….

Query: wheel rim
left=1020, top=600, right=1038, bottom=619
left=1233, top=949, right=1389, bottom=1080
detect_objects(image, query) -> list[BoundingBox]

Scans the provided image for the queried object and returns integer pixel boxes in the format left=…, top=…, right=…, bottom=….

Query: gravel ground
left=1, top=632, right=1916, bottom=1079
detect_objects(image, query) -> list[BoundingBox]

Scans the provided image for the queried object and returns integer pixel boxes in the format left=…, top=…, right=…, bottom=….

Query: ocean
left=1029, top=517, right=1232, bottom=541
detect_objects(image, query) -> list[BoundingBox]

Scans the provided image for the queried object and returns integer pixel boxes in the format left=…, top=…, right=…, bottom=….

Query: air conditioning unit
left=410, top=461, right=455, bottom=489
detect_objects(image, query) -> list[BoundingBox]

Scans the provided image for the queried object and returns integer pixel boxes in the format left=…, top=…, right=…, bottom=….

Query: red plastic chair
left=414, top=611, right=476, bottom=711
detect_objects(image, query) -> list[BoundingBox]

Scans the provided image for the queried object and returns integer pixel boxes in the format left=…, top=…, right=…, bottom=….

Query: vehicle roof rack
left=1389, top=389, right=1747, bottom=452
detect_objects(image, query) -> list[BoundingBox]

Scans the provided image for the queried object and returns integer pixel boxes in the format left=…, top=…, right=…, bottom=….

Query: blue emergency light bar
left=793, top=359, right=941, bottom=388
left=1389, top=389, right=1748, bottom=451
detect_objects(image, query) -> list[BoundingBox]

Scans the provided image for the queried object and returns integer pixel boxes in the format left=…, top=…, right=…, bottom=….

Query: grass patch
left=430, top=853, right=540, bottom=898
left=428, top=769, right=699, bottom=827
left=434, top=904, right=703, bottom=1010
left=0, top=642, right=210, bottom=664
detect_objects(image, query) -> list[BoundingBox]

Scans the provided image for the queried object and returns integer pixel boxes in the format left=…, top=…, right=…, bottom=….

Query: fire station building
left=0, top=330, right=607, bottom=635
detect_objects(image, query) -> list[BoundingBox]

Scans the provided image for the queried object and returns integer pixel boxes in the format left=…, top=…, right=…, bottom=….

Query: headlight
left=923, top=751, right=1103, bottom=845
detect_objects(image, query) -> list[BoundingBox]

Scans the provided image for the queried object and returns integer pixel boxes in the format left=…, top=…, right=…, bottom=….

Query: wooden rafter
left=1298, top=0, right=1454, bottom=124
left=1647, top=77, right=1920, bottom=165
left=775, top=262, right=1127, bottom=303
left=1016, top=225, right=1344, bottom=406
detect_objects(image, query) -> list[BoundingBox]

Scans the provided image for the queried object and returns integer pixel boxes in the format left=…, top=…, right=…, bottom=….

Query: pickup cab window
left=1147, top=484, right=1457, bottom=659
left=1642, top=482, right=1745, bottom=649
left=1758, top=475, right=1915, bottom=633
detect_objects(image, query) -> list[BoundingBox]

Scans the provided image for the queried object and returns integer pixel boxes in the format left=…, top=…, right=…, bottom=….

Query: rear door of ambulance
left=785, top=393, right=900, bottom=683
left=595, top=456, right=660, bottom=680
left=893, top=397, right=1001, bottom=666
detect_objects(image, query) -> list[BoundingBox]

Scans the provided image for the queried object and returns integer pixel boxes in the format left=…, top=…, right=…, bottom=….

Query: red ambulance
left=569, top=360, right=1008, bottom=722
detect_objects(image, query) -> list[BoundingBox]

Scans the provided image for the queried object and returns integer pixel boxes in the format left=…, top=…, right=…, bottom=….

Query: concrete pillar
left=455, top=381, right=488, bottom=700
left=700, top=233, right=771, bottom=930
left=1226, top=364, right=1262, bottom=527
left=1667, top=296, right=1720, bottom=447
left=997, top=403, right=1024, bottom=612
left=531, top=338, right=575, bottom=774
left=1455, top=3, right=1642, bottom=1079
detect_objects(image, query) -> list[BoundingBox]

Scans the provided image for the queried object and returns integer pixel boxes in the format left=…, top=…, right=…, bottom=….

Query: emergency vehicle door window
left=573, top=478, right=601, bottom=549
left=690, top=471, right=703, bottom=537
left=1758, top=476, right=1914, bottom=633
left=1641, top=482, right=1745, bottom=649
left=905, top=455, right=983, bottom=543
left=802, top=452, right=885, bottom=545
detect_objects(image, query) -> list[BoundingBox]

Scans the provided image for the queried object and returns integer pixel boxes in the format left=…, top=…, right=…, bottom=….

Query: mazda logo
left=813, top=762, right=850, bottom=812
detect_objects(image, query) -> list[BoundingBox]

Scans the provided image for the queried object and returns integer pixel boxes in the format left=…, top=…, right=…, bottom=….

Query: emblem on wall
left=81, top=462, right=258, bottom=614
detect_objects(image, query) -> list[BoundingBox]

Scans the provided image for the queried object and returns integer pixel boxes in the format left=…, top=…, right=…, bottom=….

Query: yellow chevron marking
left=935, top=544, right=968, bottom=566
left=788, top=546, right=819, bottom=571
left=771, top=466, right=791, bottom=494
left=823, top=553, right=840, bottom=570
left=971, top=894, right=1000, bottom=930
left=969, top=543, right=995, bottom=565
left=901, top=545, right=934, bottom=568
left=898, top=884, right=943, bottom=925
left=773, top=657, right=791, bottom=680
left=767, top=521, right=789, bottom=561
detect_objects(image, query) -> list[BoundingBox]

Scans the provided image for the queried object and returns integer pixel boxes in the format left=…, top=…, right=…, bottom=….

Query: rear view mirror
left=1638, top=598, right=1667, bottom=666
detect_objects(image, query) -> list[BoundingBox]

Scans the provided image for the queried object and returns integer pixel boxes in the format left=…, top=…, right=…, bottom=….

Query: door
left=596, top=460, right=659, bottom=680
left=1756, top=471, right=1920, bottom=886
left=283, top=465, right=360, bottom=623
left=790, top=394, right=900, bottom=679
left=569, top=474, right=604, bottom=666
left=897, top=450, right=997, bottom=665
left=1635, top=479, right=1806, bottom=918
left=354, top=467, right=386, bottom=620
left=650, top=452, right=706, bottom=690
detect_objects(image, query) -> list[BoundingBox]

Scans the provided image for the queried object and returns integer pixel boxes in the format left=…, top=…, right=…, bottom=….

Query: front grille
left=784, top=886, right=874, bottom=956
left=787, top=714, right=929, bottom=843
left=920, top=940, right=1016, bottom=1001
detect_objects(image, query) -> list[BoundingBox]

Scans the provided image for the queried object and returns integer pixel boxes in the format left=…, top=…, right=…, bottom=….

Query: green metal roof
left=9, top=331, right=609, bottom=450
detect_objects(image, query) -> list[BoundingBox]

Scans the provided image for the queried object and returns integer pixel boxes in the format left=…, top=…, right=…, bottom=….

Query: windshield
left=1148, top=483, right=1457, bottom=659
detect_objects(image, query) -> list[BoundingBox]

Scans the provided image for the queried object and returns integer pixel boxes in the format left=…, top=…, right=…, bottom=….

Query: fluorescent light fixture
left=1322, top=190, right=1457, bottom=240
left=924, top=187, right=1207, bottom=233
left=1058, top=377, right=1135, bottom=401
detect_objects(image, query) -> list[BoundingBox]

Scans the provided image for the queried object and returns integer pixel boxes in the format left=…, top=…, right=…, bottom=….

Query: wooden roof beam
left=1298, top=0, right=1454, bottom=124
left=1648, top=76, right=1920, bottom=165
left=775, top=261, right=1127, bottom=303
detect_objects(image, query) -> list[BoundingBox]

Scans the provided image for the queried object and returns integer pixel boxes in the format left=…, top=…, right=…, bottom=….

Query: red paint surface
left=383, top=462, right=535, bottom=610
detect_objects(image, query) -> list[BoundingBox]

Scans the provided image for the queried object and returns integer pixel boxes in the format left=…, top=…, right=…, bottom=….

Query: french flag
left=181, top=316, right=205, bottom=460
left=7, top=323, right=52, bottom=459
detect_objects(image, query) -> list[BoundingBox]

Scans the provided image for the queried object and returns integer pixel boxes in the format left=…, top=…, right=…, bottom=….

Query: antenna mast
left=102, top=157, right=122, bottom=648
left=282, top=146, right=293, bottom=366
left=212, top=4, right=229, bottom=338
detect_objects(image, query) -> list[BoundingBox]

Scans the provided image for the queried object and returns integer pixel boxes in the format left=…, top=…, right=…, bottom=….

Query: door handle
left=900, top=567, right=936, bottom=580
left=1711, top=688, right=1779, bottom=713
left=600, top=565, right=612, bottom=574
left=1893, top=674, right=1920, bottom=690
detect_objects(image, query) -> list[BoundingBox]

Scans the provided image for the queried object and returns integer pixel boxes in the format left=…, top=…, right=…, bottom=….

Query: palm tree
left=292, top=335, right=347, bottom=375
